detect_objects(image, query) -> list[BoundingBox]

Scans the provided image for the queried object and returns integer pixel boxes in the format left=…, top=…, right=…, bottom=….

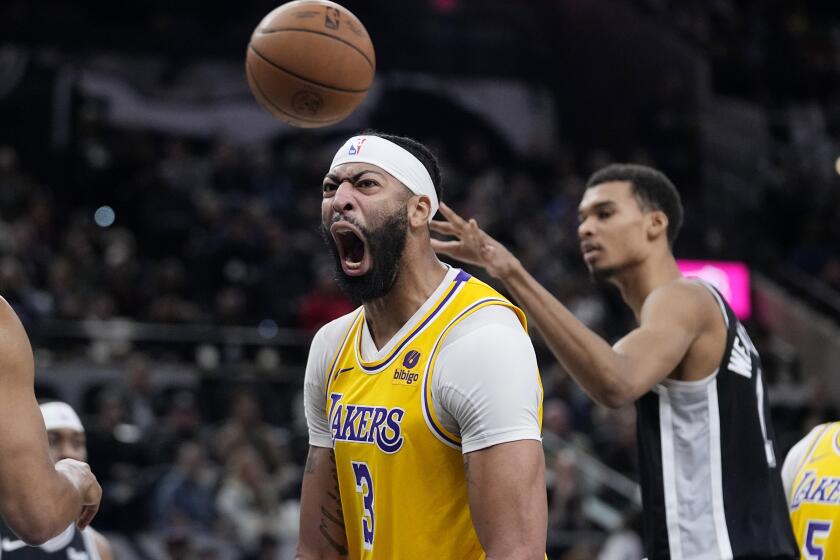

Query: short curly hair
left=362, top=130, right=443, bottom=205
left=586, top=163, right=684, bottom=246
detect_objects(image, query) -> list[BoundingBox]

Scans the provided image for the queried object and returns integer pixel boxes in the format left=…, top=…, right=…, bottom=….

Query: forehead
left=578, top=181, right=639, bottom=212
left=48, top=428, right=84, bottom=438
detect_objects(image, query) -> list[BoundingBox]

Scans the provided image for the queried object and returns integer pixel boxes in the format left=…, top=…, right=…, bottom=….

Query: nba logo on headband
left=348, top=138, right=366, bottom=156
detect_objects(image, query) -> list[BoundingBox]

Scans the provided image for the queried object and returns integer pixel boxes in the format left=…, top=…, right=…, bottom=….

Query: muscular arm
left=432, top=204, right=704, bottom=408
left=296, top=446, right=348, bottom=559
left=466, top=440, right=546, bottom=560
left=498, top=263, right=702, bottom=407
left=0, top=299, right=98, bottom=544
left=298, top=319, right=350, bottom=559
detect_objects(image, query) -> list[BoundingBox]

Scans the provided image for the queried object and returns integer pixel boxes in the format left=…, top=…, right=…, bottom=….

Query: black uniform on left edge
left=0, top=520, right=100, bottom=560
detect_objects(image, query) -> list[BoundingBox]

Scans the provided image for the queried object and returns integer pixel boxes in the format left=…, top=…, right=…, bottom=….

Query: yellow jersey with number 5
left=324, top=269, right=542, bottom=559
left=789, top=422, right=840, bottom=559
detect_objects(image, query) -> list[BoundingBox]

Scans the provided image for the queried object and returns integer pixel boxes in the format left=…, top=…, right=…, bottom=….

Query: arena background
left=2, top=1, right=840, bottom=558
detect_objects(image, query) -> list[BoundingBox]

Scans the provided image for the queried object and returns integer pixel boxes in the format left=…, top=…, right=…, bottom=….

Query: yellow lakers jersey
left=789, top=421, right=840, bottom=558
left=324, top=269, right=542, bottom=559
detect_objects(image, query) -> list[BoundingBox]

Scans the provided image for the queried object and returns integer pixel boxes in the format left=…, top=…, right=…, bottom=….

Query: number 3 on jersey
left=352, top=462, right=375, bottom=550
left=804, top=520, right=832, bottom=560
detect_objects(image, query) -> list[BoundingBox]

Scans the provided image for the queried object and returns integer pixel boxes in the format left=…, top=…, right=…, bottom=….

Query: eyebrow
left=324, top=169, right=386, bottom=184
left=578, top=200, right=616, bottom=217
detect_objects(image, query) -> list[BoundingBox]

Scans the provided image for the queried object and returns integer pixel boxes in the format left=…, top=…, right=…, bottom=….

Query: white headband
left=330, top=135, right=439, bottom=222
left=40, top=402, right=84, bottom=433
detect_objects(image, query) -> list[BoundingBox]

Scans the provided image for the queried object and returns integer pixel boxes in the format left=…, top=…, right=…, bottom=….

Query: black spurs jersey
left=0, top=522, right=100, bottom=560
left=635, top=282, right=798, bottom=559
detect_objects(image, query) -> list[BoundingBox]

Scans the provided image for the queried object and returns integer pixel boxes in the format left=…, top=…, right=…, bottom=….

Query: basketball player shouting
left=432, top=164, right=798, bottom=559
left=0, top=402, right=113, bottom=559
left=296, top=133, right=547, bottom=559
left=0, top=299, right=101, bottom=544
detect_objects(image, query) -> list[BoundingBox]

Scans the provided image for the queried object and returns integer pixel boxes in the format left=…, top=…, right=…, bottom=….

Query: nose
left=331, top=181, right=356, bottom=215
left=58, top=442, right=83, bottom=462
left=57, top=443, right=73, bottom=461
left=577, top=216, right=594, bottom=240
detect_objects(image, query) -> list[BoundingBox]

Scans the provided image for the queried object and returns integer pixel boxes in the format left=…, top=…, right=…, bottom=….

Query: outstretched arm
left=0, top=298, right=101, bottom=544
left=431, top=204, right=703, bottom=408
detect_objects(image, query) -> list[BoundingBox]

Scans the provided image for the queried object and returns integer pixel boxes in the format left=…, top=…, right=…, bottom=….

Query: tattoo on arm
left=318, top=451, right=348, bottom=556
left=463, top=454, right=470, bottom=481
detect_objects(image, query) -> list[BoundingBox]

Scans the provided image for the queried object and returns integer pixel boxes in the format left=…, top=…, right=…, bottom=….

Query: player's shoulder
left=442, top=303, right=529, bottom=350
left=0, top=297, right=33, bottom=375
left=643, top=278, right=722, bottom=321
left=782, top=422, right=835, bottom=487
left=798, top=422, right=838, bottom=450
left=0, top=296, right=24, bottom=333
left=649, top=277, right=712, bottom=302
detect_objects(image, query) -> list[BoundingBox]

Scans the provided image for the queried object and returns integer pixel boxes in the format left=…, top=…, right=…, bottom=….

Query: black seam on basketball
left=249, top=45, right=371, bottom=94
left=256, top=27, right=375, bottom=70
left=247, top=61, right=342, bottom=124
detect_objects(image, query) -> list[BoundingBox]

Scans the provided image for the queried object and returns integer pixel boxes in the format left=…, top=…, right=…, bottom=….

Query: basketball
left=246, top=0, right=376, bottom=128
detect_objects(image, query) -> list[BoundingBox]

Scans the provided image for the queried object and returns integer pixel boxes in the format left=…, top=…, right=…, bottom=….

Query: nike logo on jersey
left=1, top=538, right=26, bottom=552
left=809, top=452, right=834, bottom=465
left=333, top=366, right=354, bottom=380
left=328, top=392, right=405, bottom=453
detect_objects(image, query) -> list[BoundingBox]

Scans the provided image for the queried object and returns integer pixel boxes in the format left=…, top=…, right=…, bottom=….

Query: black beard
left=321, top=209, right=409, bottom=304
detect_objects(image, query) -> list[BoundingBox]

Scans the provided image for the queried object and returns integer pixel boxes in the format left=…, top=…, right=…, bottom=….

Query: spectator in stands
left=85, top=389, right=148, bottom=531
left=153, top=440, right=217, bottom=531
left=548, top=448, right=588, bottom=535
left=122, top=353, right=157, bottom=434
left=598, top=510, right=643, bottom=560
left=150, top=391, right=208, bottom=466
left=215, top=446, right=282, bottom=553
left=215, top=390, right=283, bottom=474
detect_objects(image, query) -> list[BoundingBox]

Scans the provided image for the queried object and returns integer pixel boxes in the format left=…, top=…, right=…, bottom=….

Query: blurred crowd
left=76, top=365, right=305, bottom=559
left=635, top=0, right=840, bottom=294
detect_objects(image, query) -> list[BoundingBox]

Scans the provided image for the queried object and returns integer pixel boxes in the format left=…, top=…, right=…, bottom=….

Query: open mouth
left=331, top=222, right=372, bottom=276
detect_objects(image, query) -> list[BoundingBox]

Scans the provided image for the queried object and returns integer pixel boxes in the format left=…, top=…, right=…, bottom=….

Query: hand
left=55, top=458, right=102, bottom=530
left=430, top=203, right=518, bottom=279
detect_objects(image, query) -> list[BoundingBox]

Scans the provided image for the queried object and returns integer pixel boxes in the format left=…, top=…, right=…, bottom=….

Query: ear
left=647, top=210, right=669, bottom=242
left=408, top=195, right=432, bottom=228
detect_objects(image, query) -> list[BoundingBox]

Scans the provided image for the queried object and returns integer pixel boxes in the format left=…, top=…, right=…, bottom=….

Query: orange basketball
left=246, top=0, right=376, bottom=128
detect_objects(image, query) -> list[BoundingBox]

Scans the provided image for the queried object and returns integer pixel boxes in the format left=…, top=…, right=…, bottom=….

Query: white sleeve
left=781, top=424, right=827, bottom=501
left=303, top=315, right=357, bottom=448
left=432, top=305, right=543, bottom=454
